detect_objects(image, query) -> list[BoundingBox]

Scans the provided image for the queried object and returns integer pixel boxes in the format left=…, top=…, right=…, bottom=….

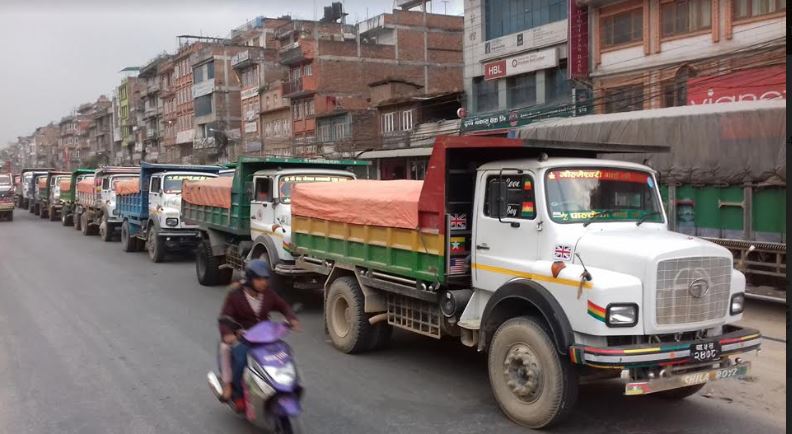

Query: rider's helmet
left=245, top=259, right=271, bottom=283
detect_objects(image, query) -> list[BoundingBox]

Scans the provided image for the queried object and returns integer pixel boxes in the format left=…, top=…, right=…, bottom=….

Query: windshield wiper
left=636, top=211, right=663, bottom=226
left=583, top=210, right=615, bottom=227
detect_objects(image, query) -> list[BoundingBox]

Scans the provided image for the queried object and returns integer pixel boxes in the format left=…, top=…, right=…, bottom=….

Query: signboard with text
left=568, top=2, right=589, bottom=79
left=484, top=48, right=559, bottom=80
left=687, top=65, right=786, bottom=105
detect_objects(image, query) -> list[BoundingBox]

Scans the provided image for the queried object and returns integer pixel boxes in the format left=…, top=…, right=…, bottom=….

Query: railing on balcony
left=283, top=78, right=303, bottom=96
left=280, top=44, right=310, bottom=65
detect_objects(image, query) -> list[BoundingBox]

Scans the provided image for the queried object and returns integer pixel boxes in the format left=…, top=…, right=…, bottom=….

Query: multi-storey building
left=581, top=0, right=785, bottom=113
left=231, top=17, right=290, bottom=156
left=169, top=41, right=203, bottom=163
left=461, top=0, right=581, bottom=135
left=139, top=55, right=172, bottom=163
left=87, top=96, right=114, bottom=165
left=275, top=7, right=464, bottom=157
left=31, top=124, right=59, bottom=168
left=58, top=115, right=77, bottom=169
left=116, top=68, right=143, bottom=164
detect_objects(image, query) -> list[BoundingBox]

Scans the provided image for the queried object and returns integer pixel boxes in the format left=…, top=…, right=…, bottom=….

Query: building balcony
left=160, top=86, right=175, bottom=98
left=231, top=49, right=267, bottom=69
left=143, top=107, right=158, bottom=119
left=279, top=41, right=315, bottom=65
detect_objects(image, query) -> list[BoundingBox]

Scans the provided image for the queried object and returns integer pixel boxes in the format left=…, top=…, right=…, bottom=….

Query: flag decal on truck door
left=450, top=237, right=466, bottom=254
left=449, top=257, right=467, bottom=274
left=553, top=244, right=572, bottom=261
left=450, top=213, right=467, bottom=230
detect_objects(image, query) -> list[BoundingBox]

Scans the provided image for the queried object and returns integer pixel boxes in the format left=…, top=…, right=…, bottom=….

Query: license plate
left=681, top=364, right=749, bottom=386
left=690, top=341, right=721, bottom=362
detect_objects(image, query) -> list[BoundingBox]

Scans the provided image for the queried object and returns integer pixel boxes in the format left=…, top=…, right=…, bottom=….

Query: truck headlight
left=262, top=362, right=297, bottom=386
left=730, top=293, right=745, bottom=315
left=606, top=304, right=638, bottom=327
left=166, top=217, right=179, bottom=227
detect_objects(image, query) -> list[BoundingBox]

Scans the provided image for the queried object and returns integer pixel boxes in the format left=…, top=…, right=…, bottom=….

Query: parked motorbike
left=208, top=317, right=303, bottom=434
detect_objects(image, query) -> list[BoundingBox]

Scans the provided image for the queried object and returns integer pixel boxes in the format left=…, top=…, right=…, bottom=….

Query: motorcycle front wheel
left=273, top=415, right=303, bottom=434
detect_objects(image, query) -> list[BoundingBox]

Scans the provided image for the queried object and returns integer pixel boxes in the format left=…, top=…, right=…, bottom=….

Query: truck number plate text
left=689, top=341, right=721, bottom=362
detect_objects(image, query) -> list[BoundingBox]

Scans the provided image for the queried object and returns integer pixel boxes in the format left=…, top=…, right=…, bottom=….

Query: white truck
left=289, top=136, right=762, bottom=428
left=116, top=163, right=222, bottom=262
left=74, top=166, right=140, bottom=240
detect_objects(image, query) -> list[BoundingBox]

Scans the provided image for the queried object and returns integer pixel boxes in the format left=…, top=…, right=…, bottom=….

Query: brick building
left=275, top=8, right=464, bottom=158
left=31, top=124, right=59, bottom=168
left=139, top=54, right=171, bottom=162
left=57, top=115, right=77, bottom=169
left=87, top=96, right=113, bottom=165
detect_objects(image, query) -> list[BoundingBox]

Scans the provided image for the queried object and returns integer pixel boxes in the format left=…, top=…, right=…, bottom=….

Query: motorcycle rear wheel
left=274, top=415, right=303, bottom=434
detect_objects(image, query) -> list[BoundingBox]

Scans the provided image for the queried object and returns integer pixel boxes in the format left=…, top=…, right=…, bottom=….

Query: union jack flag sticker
left=553, top=244, right=572, bottom=261
left=450, top=213, right=467, bottom=230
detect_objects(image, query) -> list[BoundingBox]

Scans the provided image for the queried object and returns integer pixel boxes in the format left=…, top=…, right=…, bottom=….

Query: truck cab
left=42, top=173, right=70, bottom=220
left=77, top=166, right=138, bottom=240
left=148, top=171, right=218, bottom=231
left=100, top=174, right=138, bottom=223
left=249, top=169, right=354, bottom=266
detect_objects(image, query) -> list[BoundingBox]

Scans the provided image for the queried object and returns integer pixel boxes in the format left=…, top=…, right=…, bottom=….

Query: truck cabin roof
left=95, top=167, right=140, bottom=177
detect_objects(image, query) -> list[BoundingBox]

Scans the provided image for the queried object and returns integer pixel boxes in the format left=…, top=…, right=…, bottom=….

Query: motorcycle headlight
left=262, top=362, right=297, bottom=386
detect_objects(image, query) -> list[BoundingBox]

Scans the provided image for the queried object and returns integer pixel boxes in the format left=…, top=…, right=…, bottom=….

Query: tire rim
left=503, top=343, right=544, bottom=403
left=148, top=230, right=156, bottom=258
left=330, top=295, right=352, bottom=338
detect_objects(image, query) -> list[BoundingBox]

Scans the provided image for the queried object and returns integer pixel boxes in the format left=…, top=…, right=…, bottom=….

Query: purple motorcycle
left=208, top=319, right=304, bottom=433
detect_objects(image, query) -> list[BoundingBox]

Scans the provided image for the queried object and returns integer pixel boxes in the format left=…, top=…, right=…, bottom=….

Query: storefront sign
left=687, top=65, right=786, bottom=105
left=484, top=48, right=558, bottom=80
left=568, top=3, right=589, bottom=79
left=482, top=19, right=567, bottom=60
left=461, top=103, right=576, bottom=132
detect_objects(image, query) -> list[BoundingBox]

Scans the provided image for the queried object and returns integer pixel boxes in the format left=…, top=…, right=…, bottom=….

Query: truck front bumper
left=568, top=325, right=761, bottom=369
left=0, top=203, right=14, bottom=211
left=158, top=231, right=202, bottom=249
left=623, top=359, right=751, bottom=395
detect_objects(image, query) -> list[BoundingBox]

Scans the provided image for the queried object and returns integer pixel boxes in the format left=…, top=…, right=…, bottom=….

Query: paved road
left=0, top=211, right=785, bottom=433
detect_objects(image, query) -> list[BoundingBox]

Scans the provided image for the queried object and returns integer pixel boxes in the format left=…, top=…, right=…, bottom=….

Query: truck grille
left=655, top=257, right=732, bottom=325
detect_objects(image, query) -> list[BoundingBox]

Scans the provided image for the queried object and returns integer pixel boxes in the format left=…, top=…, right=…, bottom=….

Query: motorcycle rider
left=217, top=259, right=302, bottom=408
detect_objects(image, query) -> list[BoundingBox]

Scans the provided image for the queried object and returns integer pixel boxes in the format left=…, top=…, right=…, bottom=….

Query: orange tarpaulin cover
left=114, top=178, right=140, bottom=195
left=76, top=178, right=95, bottom=194
left=37, top=177, right=47, bottom=188
left=182, top=176, right=233, bottom=209
left=59, top=179, right=72, bottom=191
left=291, top=180, right=423, bottom=229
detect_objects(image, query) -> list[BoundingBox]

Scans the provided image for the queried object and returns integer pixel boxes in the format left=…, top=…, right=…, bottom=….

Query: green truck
left=181, top=156, right=368, bottom=286
left=60, top=168, right=95, bottom=226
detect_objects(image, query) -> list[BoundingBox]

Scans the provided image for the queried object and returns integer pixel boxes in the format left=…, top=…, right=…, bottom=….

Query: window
left=293, top=102, right=302, bottom=120
left=545, top=64, right=572, bottom=104
left=401, top=110, right=414, bottom=131
left=484, top=0, right=567, bottom=40
left=661, top=68, right=690, bottom=107
left=291, top=67, right=301, bottom=80
left=318, top=114, right=351, bottom=142
left=306, top=100, right=315, bottom=116
left=662, top=0, right=712, bottom=37
left=193, top=66, right=204, bottom=83
left=253, top=177, right=271, bottom=202
left=474, top=77, right=499, bottom=112
left=194, top=94, right=213, bottom=117
left=303, top=64, right=312, bottom=76
left=207, top=61, right=215, bottom=80
left=507, top=72, right=536, bottom=108
left=150, top=177, right=161, bottom=193
left=382, top=112, right=395, bottom=133
left=483, top=174, right=537, bottom=220
left=604, top=84, right=644, bottom=113
left=732, top=0, right=785, bottom=19
left=600, top=7, right=643, bottom=48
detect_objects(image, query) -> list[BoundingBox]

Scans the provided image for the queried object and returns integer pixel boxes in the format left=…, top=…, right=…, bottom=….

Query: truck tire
left=81, top=213, right=94, bottom=236
left=196, top=240, right=224, bottom=286
left=61, top=211, right=72, bottom=226
left=325, top=276, right=375, bottom=354
left=146, top=226, right=165, bottom=263
left=49, top=206, right=58, bottom=221
left=121, top=221, right=140, bottom=252
left=99, top=215, right=114, bottom=242
left=6, top=212, right=13, bottom=222
left=73, top=211, right=82, bottom=231
left=39, top=205, right=48, bottom=219
left=31, top=203, right=38, bottom=215
left=367, top=322, right=393, bottom=351
left=653, top=383, right=706, bottom=400
left=487, top=316, right=578, bottom=429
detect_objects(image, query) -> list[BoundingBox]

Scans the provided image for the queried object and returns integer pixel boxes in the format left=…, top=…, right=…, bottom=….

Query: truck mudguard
left=249, top=235, right=280, bottom=266
left=479, top=279, right=574, bottom=355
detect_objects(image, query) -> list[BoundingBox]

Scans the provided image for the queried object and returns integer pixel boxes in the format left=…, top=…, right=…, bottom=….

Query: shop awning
left=359, top=146, right=434, bottom=160
left=515, top=100, right=786, bottom=185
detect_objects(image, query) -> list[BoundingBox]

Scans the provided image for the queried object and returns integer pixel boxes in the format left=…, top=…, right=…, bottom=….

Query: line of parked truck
left=3, top=136, right=762, bottom=429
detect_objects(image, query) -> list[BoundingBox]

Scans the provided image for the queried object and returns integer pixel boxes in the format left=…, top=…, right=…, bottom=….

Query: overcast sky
left=0, top=0, right=463, bottom=146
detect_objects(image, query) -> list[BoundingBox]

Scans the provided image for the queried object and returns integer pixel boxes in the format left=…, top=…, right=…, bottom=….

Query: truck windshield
left=278, top=174, right=352, bottom=204
left=163, top=175, right=213, bottom=193
left=0, top=175, right=10, bottom=185
left=545, top=167, right=663, bottom=224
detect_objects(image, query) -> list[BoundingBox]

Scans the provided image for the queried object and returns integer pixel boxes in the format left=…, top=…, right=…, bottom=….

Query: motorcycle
left=208, top=316, right=304, bottom=434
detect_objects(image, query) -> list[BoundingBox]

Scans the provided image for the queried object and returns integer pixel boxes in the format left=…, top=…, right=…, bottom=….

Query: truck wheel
left=49, top=206, right=58, bottom=221
left=99, top=216, right=113, bottom=242
left=325, top=276, right=375, bottom=354
left=654, top=384, right=706, bottom=400
left=147, top=227, right=165, bottom=263
left=61, top=211, right=72, bottom=226
left=196, top=240, right=223, bottom=286
left=74, top=212, right=82, bottom=231
left=80, top=213, right=93, bottom=236
left=39, top=206, right=48, bottom=219
left=121, top=221, right=137, bottom=252
left=7, top=212, right=12, bottom=222
left=488, top=316, right=578, bottom=429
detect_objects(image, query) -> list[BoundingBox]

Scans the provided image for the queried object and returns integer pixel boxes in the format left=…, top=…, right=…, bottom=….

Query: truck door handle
left=476, top=243, right=490, bottom=251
